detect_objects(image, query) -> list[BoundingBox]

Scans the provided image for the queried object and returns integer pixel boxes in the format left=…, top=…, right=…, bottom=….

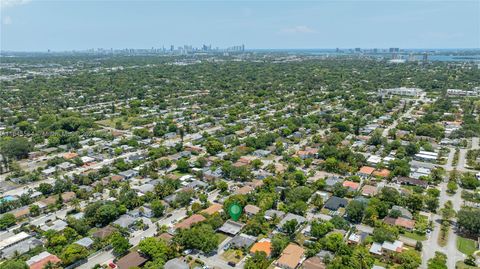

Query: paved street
left=421, top=181, right=465, bottom=268
left=382, top=99, right=419, bottom=137
left=77, top=250, right=115, bottom=269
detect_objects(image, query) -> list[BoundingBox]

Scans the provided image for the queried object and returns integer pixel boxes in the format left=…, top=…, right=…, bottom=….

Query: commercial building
left=379, top=87, right=423, bottom=97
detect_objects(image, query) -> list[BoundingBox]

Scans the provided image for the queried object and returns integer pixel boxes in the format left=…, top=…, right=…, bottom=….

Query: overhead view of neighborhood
left=0, top=49, right=479, bottom=269
left=1, top=1, right=480, bottom=269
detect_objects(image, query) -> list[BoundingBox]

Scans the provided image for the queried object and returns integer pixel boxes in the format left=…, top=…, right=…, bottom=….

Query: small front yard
left=402, top=231, right=427, bottom=241
left=221, top=249, right=244, bottom=264
left=216, top=232, right=228, bottom=244
left=185, top=256, right=205, bottom=268
left=457, top=236, right=478, bottom=255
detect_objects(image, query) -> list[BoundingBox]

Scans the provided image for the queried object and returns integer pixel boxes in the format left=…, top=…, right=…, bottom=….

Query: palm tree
left=43, top=261, right=60, bottom=269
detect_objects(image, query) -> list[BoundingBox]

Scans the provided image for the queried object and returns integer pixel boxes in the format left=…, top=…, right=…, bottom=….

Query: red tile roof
left=359, top=166, right=375, bottom=175
left=174, top=214, right=206, bottom=230
left=29, top=254, right=61, bottom=269
left=250, top=241, right=272, bottom=257
left=342, top=181, right=360, bottom=190
left=201, top=203, right=223, bottom=215
left=395, top=217, right=415, bottom=229
left=373, top=169, right=391, bottom=178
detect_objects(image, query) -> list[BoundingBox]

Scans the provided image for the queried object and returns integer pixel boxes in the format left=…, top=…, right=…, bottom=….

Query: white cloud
left=0, top=0, right=31, bottom=9
left=281, top=25, right=316, bottom=34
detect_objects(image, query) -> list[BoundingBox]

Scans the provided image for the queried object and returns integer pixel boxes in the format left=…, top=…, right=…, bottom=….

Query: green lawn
left=217, top=233, right=228, bottom=244
left=402, top=231, right=427, bottom=241
left=96, top=118, right=132, bottom=129
left=457, top=236, right=478, bottom=255
left=221, top=249, right=244, bottom=263
left=172, top=171, right=188, bottom=177
left=374, top=260, right=388, bottom=267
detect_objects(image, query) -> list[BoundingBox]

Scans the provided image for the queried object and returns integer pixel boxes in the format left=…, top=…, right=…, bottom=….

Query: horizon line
left=1, top=47, right=480, bottom=53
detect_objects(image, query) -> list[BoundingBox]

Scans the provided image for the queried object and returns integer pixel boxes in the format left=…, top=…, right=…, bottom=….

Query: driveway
left=77, top=249, right=115, bottom=269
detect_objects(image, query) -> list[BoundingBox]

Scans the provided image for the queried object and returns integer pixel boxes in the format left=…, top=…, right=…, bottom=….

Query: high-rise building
left=423, top=52, right=428, bottom=62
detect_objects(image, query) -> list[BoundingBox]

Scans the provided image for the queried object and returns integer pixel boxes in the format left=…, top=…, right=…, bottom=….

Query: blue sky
left=1, top=0, right=479, bottom=51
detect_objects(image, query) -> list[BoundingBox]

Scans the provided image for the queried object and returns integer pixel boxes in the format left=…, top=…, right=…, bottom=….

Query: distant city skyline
left=1, top=0, right=479, bottom=51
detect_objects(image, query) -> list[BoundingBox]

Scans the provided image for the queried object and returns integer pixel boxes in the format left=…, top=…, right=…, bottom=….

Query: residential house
left=227, top=233, right=257, bottom=250
left=276, top=243, right=305, bottom=269
left=367, top=155, right=382, bottom=166
left=381, top=240, right=404, bottom=254
left=325, top=176, right=343, bottom=191
left=414, top=151, right=438, bottom=162
left=253, top=149, right=271, bottom=157
left=302, top=256, right=326, bottom=269
left=113, top=214, right=136, bottom=229
left=384, top=216, right=415, bottom=231
left=235, top=185, right=254, bottom=195
left=174, top=214, right=206, bottom=230
left=201, top=203, right=223, bottom=215
left=0, top=232, right=31, bottom=253
left=63, top=152, right=79, bottom=160
left=265, top=209, right=286, bottom=221
left=373, top=169, right=391, bottom=178
left=250, top=239, right=272, bottom=257
left=119, top=169, right=138, bottom=179
left=74, top=237, right=94, bottom=249
left=1, top=237, right=42, bottom=259
left=40, top=220, right=68, bottom=232
left=116, top=251, right=148, bottom=269
left=26, top=251, right=61, bottom=269
left=358, top=166, right=375, bottom=178
left=323, top=196, right=348, bottom=211
left=347, top=232, right=368, bottom=245
left=391, top=206, right=413, bottom=220
left=277, top=213, right=307, bottom=232
left=394, top=217, right=415, bottom=231
left=11, top=206, right=30, bottom=219
left=244, top=204, right=261, bottom=216
left=361, top=185, right=378, bottom=197
left=394, top=177, right=428, bottom=188
left=313, top=191, right=330, bottom=203
left=218, top=220, right=245, bottom=236
left=342, top=181, right=360, bottom=192
left=133, top=183, right=155, bottom=195
left=57, top=162, right=76, bottom=171
left=296, top=148, right=318, bottom=159
left=92, top=225, right=117, bottom=240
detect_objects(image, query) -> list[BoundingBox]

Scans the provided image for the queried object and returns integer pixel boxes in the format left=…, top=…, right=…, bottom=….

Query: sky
left=1, top=0, right=479, bottom=51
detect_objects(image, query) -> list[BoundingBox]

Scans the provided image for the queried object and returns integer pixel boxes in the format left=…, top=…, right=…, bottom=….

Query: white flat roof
left=415, top=154, right=437, bottom=160
left=418, top=151, right=438, bottom=157
left=0, top=232, right=30, bottom=250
